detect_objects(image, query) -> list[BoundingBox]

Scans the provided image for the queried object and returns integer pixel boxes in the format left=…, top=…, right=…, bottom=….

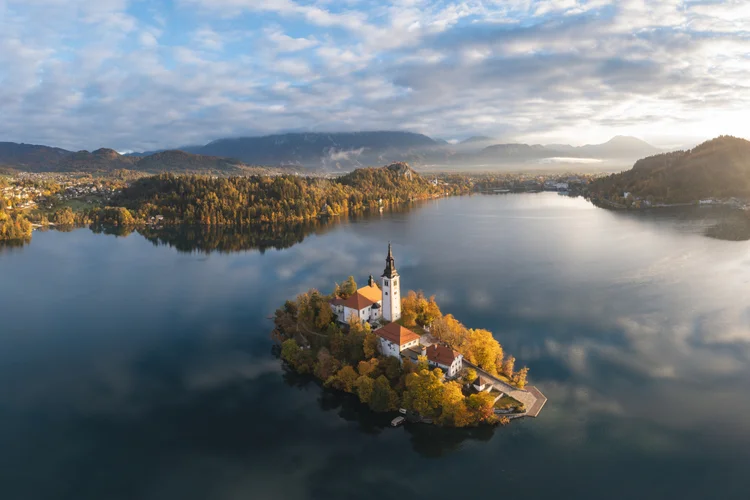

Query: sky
left=1, top=0, right=749, bottom=152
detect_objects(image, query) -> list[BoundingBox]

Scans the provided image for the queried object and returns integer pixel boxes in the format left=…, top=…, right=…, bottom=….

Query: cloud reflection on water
left=1, top=193, right=750, bottom=499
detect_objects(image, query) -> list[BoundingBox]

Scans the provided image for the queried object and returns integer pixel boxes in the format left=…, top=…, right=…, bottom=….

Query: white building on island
left=381, top=243, right=401, bottom=323
left=330, top=276, right=383, bottom=325
left=331, top=243, right=461, bottom=378
left=425, top=344, right=463, bottom=378
left=373, top=321, right=421, bottom=357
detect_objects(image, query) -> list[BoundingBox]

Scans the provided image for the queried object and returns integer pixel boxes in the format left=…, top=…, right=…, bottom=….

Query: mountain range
left=0, top=143, right=275, bottom=175
left=0, top=132, right=662, bottom=173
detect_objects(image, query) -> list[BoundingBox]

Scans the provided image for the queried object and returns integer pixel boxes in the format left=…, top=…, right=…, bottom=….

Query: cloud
left=265, top=26, right=319, bottom=52
left=1, top=0, right=749, bottom=150
left=193, top=27, right=224, bottom=51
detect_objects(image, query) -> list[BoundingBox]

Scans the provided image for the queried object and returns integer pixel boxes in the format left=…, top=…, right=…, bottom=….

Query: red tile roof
left=374, top=322, right=420, bottom=346
left=340, top=292, right=376, bottom=311
left=426, top=344, right=460, bottom=366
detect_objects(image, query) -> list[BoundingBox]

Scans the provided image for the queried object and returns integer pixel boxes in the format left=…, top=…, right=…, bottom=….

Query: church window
left=384, top=279, right=389, bottom=286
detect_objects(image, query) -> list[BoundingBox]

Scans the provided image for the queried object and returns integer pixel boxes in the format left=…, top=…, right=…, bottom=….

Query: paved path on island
left=463, top=360, right=547, bottom=418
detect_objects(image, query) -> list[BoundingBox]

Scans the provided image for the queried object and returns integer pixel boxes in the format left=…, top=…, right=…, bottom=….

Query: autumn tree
left=401, top=308, right=418, bottom=328
left=363, top=331, right=379, bottom=359
left=327, top=326, right=345, bottom=361
left=511, top=366, right=529, bottom=389
left=295, top=350, right=315, bottom=374
left=430, top=314, right=467, bottom=352
left=467, top=328, right=502, bottom=376
left=356, top=376, right=374, bottom=404
left=501, top=356, right=515, bottom=379
left=297, top=292, right=313, bottom=325
left=51, top=207, right=76, bottom=225
left=403, top=368, right=445, bottom=418
left=345, top=316, right=370, bottom=364
left=378, top=356, right=402, bottom=381
left=401, top=290, right=442, bottom=328
left=401, top=357, right=417, bottom=375
left=314, top=348, right=338, bottom=381
left=283, top=300, right=298, bottom=317
left=370, top=375, right=398, bottom=412
left=340, top=276, right=358, bottom=298
left=314, top=298, right=333, bottom=330
left=280, top=339, right=301, bottom=366
left=438, top=381, right=470, bottom=427
left=423, top=296, right=442, bottom=326
left=357, top=358, right=379, bottom=378
left=331, top=365, right=359, bottom=392
left=466, top=392, right=496, bottom=424
left=461, top=368, right=478, bottom=386
left=401, top=291, right=420, bottom=324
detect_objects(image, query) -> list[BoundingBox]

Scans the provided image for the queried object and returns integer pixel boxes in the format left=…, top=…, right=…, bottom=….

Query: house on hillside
left=425, top=344, right=463, bottom=378
left=374, top=322, right=421, bottom=357
left=401, top=343, right=463, bottom=378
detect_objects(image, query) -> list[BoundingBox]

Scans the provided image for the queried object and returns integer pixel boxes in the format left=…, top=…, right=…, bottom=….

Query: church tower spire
left=383, top=242, right=397, bottom=278
left=381, top=242, right=401, bottom=322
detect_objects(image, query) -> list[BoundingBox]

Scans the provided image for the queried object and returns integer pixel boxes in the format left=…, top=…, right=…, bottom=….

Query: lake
left=1, top=193, right=749, bottom=500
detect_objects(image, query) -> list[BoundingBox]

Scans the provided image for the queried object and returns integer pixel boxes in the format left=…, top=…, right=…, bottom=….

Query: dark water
left=1, top=193, right=749, bottom=500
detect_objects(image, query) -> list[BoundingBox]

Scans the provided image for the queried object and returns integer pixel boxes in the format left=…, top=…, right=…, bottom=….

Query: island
left=272, top=243, right=546, bottom=427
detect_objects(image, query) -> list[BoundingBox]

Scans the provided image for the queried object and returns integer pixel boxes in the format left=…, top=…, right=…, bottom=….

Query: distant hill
left=0, top=133, right=661, bottom=173
left=476, top=136, right=659, bottom=163
left=185, top=131, right=439, bottom=168
left=0, top=133, right=442, bottom=172
left=134, top=150, right=263, bottom=174
left=0, top=143, right=268, bottom=174
left=572, top=136, right=661, bottom=159
left=461, top=136, right=495, bottom=144
left=588, top=136, right=750, bottom=204
left=479, top=143, right=551, bottom=159
left=0, top=142, right=72, bottom=170
left=56, top=148, right=137, bottom=172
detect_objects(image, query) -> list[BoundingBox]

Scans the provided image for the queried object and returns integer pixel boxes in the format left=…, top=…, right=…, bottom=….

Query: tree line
left=0, top=191, right=32, bottom=242
left=88, top=163, right=466, bottom=226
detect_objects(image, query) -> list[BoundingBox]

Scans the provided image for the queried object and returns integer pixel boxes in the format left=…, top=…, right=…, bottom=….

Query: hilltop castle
left=329, top=244, right=463, bottom=378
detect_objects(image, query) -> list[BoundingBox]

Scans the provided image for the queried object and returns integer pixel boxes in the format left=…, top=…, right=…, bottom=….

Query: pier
left=463, top=360, right=547, bottom=418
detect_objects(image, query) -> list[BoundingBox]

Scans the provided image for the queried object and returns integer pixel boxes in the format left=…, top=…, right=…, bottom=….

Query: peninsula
left=273, top=244, right=546, bottom=427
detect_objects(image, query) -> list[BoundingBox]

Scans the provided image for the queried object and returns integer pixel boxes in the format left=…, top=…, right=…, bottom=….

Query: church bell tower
left=381, top=243, right=401, bottom=322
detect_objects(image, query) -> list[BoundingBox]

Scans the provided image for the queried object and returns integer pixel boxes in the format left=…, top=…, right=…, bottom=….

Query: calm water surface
left=1, top=193, right=749, bottom=500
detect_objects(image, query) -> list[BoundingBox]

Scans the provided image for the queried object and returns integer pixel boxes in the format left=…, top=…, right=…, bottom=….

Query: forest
left=0, top=163, right=468, bottom=243
left=588, top=136, right=750, bottom=205
left=272, top=278, right=529, bottom=428
left=0, top=208, right=32, bottom=242
left=90, top=162, right=464, bottom=226
left=0, top=186, right=32, bottom=242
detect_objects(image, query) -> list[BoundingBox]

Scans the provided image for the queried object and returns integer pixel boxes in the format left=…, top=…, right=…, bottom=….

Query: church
left=329, top=243, right=463, bottom=377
